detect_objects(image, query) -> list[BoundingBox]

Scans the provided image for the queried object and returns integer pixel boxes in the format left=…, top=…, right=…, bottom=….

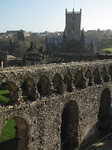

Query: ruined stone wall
left=23, top=52, right=112, bottom=66
left=0, top=60, right=112, bottom=149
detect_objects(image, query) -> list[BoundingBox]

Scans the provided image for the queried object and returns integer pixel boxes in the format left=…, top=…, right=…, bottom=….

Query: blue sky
left=0, top=0, right=112, bottom=32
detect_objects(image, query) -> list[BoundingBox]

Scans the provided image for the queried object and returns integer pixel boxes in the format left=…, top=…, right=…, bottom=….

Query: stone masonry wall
left=0, top=60, right=112, bottom=149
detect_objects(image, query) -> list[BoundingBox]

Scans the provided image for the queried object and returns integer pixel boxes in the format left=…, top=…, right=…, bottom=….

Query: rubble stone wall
left=0, top=60, right=112, bottom=149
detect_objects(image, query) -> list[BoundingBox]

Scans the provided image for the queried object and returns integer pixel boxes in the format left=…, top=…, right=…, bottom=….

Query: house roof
left=85, top=37, right=99, bottom=44
left=47, top=37, right=63, bottom=44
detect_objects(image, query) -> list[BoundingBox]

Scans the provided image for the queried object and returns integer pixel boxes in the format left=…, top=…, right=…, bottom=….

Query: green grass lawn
left=0, top=89, right=10, bottom=103
left=100, top=47, right=112, bottom=54
left=0, top=118, right=17, bottom=143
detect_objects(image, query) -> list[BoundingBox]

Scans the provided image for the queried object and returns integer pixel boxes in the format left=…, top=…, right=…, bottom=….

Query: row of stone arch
left=0, top=88, right=111, bottom=150
left=0, top=66, right=112, bottom=103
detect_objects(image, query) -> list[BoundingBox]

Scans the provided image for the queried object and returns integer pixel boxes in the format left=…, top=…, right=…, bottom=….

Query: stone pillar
left=32, top=85, right=39, bottom=100
left=17, top=88, right=23, bottom=101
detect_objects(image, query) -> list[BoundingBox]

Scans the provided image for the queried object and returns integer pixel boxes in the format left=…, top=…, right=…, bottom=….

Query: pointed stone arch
left=74, top=70, right=86, bottom=89
left=21, top=78, right=35, bottom=100
left=7, top=81, right=19, bottom=102
left=93, top=68, right=101, bottom=84
left=14, top=116, right=29, bottom=150
left=37, top=76, right=51, bottom=95
left=61, top=100, right=79, bottom=150
left=0, top=81, right=18, bottom=104
left=52, top=73, right=63, bottom=94
left=85, top=69, right=92, bottom=86
left=98, top=88, right=111, bottom=134
left=0, top=82, right=10, bottom=104
left=64, top=72, right=73, bottom=92
left=0, top=116, right=29, bottom=150
left=101, top=67, right=110, bottom=82
left=108, top=65, right=112, bottom=80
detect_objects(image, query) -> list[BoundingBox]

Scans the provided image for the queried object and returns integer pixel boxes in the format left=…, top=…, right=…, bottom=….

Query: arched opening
left=8, top=82, right=19, bottom=102
left=98, top=88, right=111, bottom=134
left=64, top=72, right=73, bottom=92
left=61, top=100, right=78, bottom=150
left=74, top=71, right=86, bottom=89
left=93, top=68, right=101, bottom=84
left=0, top=117, right=28, bottom=150
left=52, top=73, right=63, bottom=94
left=108, top=66, right=112, bottom=81
left=21, top=78, right=35, bottom=100
left=85, top=69, right=92, bottom=86
left=37, top=76, right=51, bottom=95
left=0, top=82, right=18, bottom=104
left=101, top=67, right=110, bottom=82
left=0, top=82, right=10, bottom=104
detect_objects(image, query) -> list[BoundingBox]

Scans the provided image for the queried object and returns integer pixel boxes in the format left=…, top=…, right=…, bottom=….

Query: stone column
left=17, top=88, right=23, bottom=101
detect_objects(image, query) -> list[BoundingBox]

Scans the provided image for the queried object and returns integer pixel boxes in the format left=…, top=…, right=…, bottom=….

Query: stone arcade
left=0, top=60, right=112, bottom=150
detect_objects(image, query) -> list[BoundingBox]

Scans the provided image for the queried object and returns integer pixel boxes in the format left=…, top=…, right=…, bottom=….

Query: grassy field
left=0, top=118, right=17, bottom=143
left=100, top=47, right=112, bottom=54
left=0, top=90, right=16, bottom=144
left=0, top=89, right=10, bottom=103
left=100, top=38, right=112, bottom=54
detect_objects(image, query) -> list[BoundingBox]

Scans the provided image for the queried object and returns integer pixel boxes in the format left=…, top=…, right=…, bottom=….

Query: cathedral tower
left=63, top=8, right=84, bottom=54
left=66, top=9, right=81, bottom=41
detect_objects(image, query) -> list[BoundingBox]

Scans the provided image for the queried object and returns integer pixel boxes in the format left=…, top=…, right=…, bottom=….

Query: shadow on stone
left=0, top=138, right=18, bottom=150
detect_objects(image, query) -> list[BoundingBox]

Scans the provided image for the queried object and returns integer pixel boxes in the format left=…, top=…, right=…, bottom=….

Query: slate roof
left=47, top=37, right=63, bottom=45
left=85, top=37, right=99, bottom=44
